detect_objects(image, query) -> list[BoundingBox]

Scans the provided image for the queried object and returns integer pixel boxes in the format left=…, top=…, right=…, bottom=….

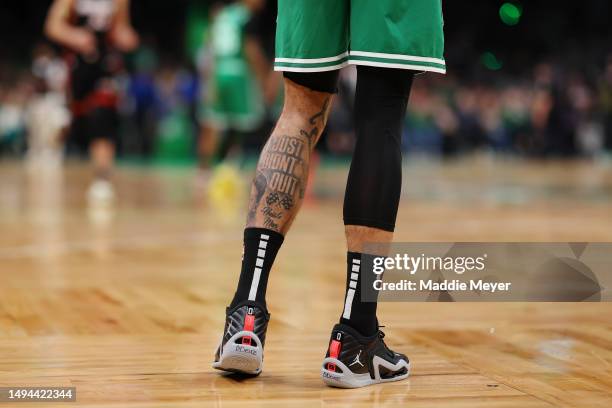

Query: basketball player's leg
left=213, top=73, right=338, bottom=375
left=245, top=76, right=334, bottom=234
left=227, top=74, right=337, bottom=309
left=337, top=0, right=446, bottom=335
left=199, top=78, right=228, bottom=172
left=322, top=0, right=445, bottom=388
left=213, top=0, right=348, bottom=376
left=86, top=106, right=119, bottom=204
left=321, top=67, right=414, bottom=388
left=231, top=0, right=348, bottom=309
left=341, top=66, right=414, bottom=334
left=90, top=139, right=115, bottom=180
left=345, top=226, right=393, bottom=253
left=197, top=125, right=219, bottom=171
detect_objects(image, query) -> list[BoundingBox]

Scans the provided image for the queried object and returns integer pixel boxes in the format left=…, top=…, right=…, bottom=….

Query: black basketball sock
left=339, top=252, right=378, bottom=336
left=230, top=228, right=284, bottom=309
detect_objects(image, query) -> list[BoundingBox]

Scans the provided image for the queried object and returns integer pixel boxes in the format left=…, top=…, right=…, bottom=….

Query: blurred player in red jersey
left=45, top=0, right=138, bottom=204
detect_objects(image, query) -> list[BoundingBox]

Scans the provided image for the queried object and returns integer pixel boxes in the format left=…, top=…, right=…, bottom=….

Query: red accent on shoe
left=242, top=314, right=255, bottom=345
left=327, top=339, right=342, bottom=372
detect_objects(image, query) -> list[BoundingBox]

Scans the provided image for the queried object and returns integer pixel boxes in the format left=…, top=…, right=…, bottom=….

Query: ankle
left=229, top=228, right=284, bottom=308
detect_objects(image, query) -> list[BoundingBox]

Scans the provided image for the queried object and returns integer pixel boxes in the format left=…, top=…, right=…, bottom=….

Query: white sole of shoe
left=213, top=331, right=263, bottom=375
left=321, top=357, right=410, bottom=388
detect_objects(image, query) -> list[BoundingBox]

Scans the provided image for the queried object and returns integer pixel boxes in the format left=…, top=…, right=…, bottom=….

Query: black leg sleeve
left=343, top=66, right=414, bottom=232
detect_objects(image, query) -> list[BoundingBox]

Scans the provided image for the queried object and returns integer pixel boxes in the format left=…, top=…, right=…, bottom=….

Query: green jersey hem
left=274, top=53, right=350, bottom=72
left=274, top=52, right=446, bottom=74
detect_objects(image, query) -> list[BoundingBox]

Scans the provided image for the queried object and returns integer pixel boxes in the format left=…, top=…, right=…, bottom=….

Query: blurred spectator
left=0, top=75, right=32, bottom=155
left=25, top=43, right=70, bottom=169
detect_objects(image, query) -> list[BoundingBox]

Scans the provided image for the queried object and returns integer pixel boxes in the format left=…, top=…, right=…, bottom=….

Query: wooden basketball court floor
left=0, top=157, right=611, bottom=407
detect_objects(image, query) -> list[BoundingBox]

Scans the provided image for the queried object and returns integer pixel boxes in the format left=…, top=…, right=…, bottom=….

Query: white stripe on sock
left=352, top=265, right=360, bottom=272
left=349, top=280, right=357, bottom=289
left=342, top=288, right=356, bottom=319
left=248, top=268, right=262, bottom=301
left=353, top=259, right=361, bottom=264
left=351, top=272, right=359, bottom=281
left=248, top=234, right=270, bottom=301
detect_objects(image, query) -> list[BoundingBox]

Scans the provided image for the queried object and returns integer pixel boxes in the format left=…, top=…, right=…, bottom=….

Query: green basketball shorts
left=275, top=0, right=445, bottom=74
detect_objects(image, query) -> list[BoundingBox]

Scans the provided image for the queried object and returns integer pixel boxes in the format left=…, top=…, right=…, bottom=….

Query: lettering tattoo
left=263, top=217, right=279, bottom=230
left=262, top=205, right=283, bottom=220
left=247, top=97, right=331, bottom=232
left=301, top=97, right=330, bottom=149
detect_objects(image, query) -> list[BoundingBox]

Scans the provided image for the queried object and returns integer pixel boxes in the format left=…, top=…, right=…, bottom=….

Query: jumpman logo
left=349, top=350, right=364, bottom=367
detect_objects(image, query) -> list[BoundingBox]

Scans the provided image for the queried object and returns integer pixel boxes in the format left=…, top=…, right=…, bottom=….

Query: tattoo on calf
left=258, top=137, right=307, bottom=230
left=247, top=172, right=268, bottom=225
left=248, top=97, right=330, bottom=232
left=301, top=97, right=330, bottom=149
left=262, top=205, right=283, bottom=220
left=263, top=217, right=279, bottom=230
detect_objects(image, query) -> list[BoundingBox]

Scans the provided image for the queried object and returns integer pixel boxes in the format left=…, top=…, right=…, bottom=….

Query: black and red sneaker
left=321, top=323, right=410, bottom=388
left=213, top=301, right=269, bottom=375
